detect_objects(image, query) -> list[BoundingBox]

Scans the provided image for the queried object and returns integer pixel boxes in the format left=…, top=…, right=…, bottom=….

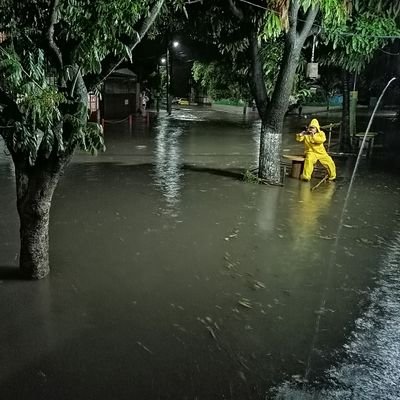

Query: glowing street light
left=166, top=40, right=180, bottom=115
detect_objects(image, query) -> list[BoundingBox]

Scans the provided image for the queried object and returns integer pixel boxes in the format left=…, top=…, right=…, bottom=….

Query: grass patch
left=243, top=169, right=262, bottom=184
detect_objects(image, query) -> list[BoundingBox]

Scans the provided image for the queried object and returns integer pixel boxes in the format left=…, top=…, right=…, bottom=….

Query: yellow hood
left=308, top=119, right=321, bottom=132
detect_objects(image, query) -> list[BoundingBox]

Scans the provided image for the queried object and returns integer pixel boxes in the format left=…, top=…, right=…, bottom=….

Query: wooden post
left=350, top=90, right=358, bottom=138
left=327, top=124, right=332, bottom=152
left=282, top=155, right=305, bottom=179
left=291, top=160, right=304, bottom=179
left=128, top=114, right=133, bottom=134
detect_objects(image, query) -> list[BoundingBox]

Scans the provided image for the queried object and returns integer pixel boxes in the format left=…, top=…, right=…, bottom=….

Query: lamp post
left=160, top=40, right=179, bottom=115
left=159, top=56, right=167, bottom=113
left=166, top=46, right=171, bottom=115
left=165, top=40, right=179, bottom=115
left=157, top=58, right=167, bottom=113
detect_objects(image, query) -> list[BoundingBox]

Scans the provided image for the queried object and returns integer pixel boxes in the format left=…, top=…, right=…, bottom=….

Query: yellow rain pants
left=296, top=118, right=336, bottom=181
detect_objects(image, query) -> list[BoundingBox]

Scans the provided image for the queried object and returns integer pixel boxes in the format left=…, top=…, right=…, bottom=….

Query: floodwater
left=0, top=108, right=399, bottom=399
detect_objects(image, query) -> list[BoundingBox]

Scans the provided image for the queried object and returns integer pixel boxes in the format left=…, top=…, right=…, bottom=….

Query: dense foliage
left=192, top=39, right=311, bottom=105
left=192, top=60, right=250, bottom=101
left=0, top=0, right=168, bottom=279
left=0, top=0, right=166, bottom=164
left=321, top=0, right=400, bottom=71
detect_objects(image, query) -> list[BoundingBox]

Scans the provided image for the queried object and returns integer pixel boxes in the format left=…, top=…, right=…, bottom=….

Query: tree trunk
left=14, top=157, right=68, bottom=279
left=257, top=41, right=302, bottom=184
left=341, top=69, right=351, bottom=152
left=4, top=66, right=86, bottom=280
left=258, top=123, right=282, bottom=182
left=248, top=1, right=319, bottom=184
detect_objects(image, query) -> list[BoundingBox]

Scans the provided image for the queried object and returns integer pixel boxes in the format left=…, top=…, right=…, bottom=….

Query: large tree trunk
left=14, top=156, right=69, bottom=279
left=3, top=66, right=87, bottom=280
left=258, top=123, right=283, bottom=182
left=248, top=0, right=319, bottom=184
left=258, top=40, right=302, bottom=183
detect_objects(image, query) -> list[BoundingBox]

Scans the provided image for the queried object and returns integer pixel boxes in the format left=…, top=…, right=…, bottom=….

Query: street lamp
left=157, top=58, right=167, bottom=113
left=166, top=40, right=179, bottom=115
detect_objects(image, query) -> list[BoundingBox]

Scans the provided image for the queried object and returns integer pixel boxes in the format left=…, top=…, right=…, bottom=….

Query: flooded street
left=0, top=108, right=399, bottom=399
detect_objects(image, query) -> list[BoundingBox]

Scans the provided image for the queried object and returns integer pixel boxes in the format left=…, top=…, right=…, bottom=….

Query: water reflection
left=255, top=187, right=281, bottom=233
left=1, top=109, right=399, bottom=398
left=82, top=163, right=102, bottom=182
left=152, top=117, right=184, bottom=215
left=290, top=181, right=336, bottom=250
left=171, top=110, right=205, bottom=122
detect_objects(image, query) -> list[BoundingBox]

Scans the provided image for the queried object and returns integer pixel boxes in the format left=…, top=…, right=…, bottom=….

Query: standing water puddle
left=0, top=109, right=399, bottom=399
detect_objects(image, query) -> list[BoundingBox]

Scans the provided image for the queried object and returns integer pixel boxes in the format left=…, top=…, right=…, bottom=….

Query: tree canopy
left=0, top=0, right=167, bottom=164
left=321, top=0, right=400, bottom=71
left=0, top=0, right=169, bottom=279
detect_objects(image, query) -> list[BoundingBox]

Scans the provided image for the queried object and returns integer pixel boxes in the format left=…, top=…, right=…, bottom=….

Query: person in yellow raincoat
left=296, top=118, right=336, bottom=181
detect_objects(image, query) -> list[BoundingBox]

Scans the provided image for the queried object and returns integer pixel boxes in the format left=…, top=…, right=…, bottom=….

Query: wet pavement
left=0, top=108, right=399, bottom=399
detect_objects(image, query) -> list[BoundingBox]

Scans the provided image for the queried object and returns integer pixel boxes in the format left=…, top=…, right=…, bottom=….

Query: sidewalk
left=210, top=103, right=342, bottom=116
left=210, top=103, right=398, bottom=118
left=211, top=103, right=252, bottom=114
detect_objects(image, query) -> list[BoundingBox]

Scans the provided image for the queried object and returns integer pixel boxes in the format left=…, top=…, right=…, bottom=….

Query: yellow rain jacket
left=295, top=118, right=336, bottom=181
left=295, top=119, right=328, bottom=156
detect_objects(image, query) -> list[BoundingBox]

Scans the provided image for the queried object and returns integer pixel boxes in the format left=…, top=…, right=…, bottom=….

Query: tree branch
left=394, top=2, right=400, bottom=19
left=298, top=4, right=319, bottom=42
left=248, top=30, right=269, bottom=120
left=46, top=0, right=63, bottom=71
left=289, top=0, right=300, bottom=29
left=228, top=0, right=244, bottom=20
left=287, top=0, right=300, bottom=43
left=99, top=0, right=165, bottom=84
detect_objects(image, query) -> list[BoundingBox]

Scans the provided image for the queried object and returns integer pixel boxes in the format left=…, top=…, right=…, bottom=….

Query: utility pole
left=166, top=46, right=171, bottom=115
left=156, top=63, right=160, bottom=113
left=350, top=72, right=358, bottom=140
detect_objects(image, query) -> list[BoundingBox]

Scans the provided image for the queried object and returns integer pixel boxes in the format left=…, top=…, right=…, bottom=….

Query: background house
left=102, top=68, right=140, bottom=120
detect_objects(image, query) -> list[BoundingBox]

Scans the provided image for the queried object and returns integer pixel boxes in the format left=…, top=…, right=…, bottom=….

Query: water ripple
left=271, top=232, right=400, bottom=400
left=152, top=118, right=184, bottom=215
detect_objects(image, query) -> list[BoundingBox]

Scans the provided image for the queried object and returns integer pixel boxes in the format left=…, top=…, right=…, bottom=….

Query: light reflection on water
left=152, top=117, right=184, bottom=215
left=170, top=110, right=205, bottom=122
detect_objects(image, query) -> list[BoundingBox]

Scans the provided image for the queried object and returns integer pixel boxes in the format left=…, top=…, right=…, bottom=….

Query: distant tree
left=192, top=45, right=311, bottom=111
left=321, top=0, right=400, bottom=150
left=192, top=60, right=250, bottom=102
left=0, top=0, right=166, bottom=279
left=318, top=66, right=341, bottom=111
